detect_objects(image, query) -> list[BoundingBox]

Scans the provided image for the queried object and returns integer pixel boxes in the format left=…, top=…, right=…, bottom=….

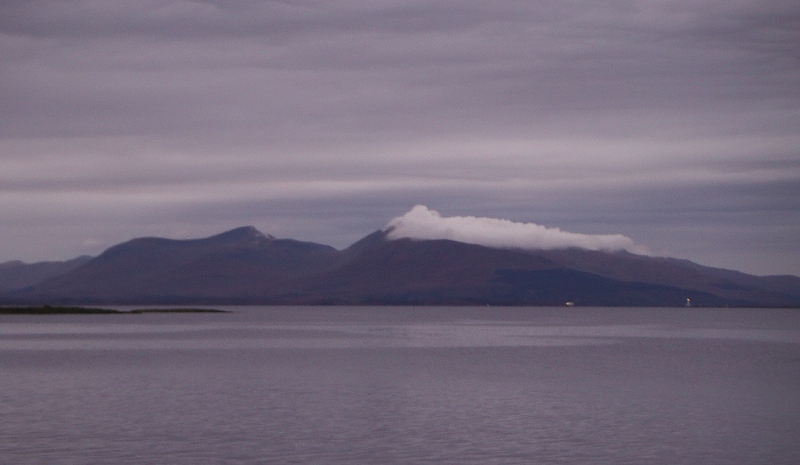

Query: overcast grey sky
left=1, top=0, right=799, bottom=276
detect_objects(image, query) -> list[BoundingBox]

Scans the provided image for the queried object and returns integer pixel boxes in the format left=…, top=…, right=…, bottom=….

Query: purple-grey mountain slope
left=0, top=256, right=92, bottom=293
left=4, top=227, right=799, bottom=307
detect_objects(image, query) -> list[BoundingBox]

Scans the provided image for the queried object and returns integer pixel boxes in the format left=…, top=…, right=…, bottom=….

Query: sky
left=1, top=0, right=799, bottom=276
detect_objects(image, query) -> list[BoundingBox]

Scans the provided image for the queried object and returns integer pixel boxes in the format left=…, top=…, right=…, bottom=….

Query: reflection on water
left=1, top=306, right=799, bottom=464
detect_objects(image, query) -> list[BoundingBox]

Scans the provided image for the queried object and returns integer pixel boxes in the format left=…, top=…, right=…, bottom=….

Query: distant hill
left=0, top=256, right=92, bottom=293
left=3, top=227, right=799, bottom=307
left=8, top=226, right=338, bottom=304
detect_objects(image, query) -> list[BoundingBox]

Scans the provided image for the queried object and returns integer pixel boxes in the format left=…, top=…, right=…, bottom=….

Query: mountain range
left=2, top=226, right=799, bottom=307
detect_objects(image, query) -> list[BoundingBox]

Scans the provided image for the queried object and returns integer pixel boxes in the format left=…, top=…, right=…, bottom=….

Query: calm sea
left=1, top=306, right=799, bottom=464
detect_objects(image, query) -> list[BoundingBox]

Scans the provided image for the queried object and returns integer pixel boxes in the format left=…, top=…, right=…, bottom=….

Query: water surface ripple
left=1, top=306, right=798, bottom=464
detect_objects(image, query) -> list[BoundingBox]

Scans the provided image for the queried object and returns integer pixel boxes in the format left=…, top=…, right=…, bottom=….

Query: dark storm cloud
left=1, top=1, right=798, bottom=275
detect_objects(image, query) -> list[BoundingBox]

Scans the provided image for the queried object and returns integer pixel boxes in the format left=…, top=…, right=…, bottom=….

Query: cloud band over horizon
left=385, top=206, right=649, bottom=254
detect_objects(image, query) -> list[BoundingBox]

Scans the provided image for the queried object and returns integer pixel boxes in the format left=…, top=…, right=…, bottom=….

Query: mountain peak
left=209, top=226, right=274, bottom=244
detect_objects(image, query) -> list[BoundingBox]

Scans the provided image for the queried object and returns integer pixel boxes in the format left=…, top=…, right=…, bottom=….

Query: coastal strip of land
left=0, top=306, right=228, bottom=315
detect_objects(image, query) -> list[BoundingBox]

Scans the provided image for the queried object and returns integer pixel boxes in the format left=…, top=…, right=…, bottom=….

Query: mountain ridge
left=2, top=227, right=798, bottom=307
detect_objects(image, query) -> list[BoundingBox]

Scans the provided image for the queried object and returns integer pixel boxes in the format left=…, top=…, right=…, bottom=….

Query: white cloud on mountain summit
left=385, top=205, right=648, bottom=254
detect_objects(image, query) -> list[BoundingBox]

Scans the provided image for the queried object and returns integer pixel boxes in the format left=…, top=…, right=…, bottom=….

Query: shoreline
left=0, top=305, right=228, bottom=315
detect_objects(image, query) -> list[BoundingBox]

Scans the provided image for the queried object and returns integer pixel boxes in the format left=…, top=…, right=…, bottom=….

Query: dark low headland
left=0, top=305, right=228, bottom=315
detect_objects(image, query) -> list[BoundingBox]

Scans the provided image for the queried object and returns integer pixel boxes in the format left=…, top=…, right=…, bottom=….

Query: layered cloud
left=385, top=206, right=648, bottom=254
left=0, top=1, right=798, bottom=274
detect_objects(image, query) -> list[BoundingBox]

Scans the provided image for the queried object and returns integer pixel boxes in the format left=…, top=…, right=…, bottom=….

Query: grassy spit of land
left=0, top=305, right=228, bottom=315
